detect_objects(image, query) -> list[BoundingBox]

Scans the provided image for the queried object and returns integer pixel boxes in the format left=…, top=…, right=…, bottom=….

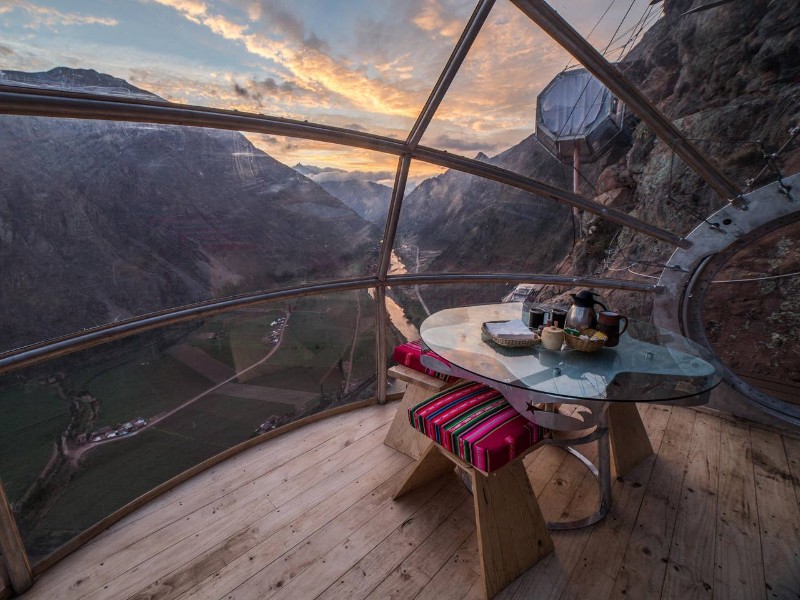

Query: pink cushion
left=409, top=381, right=543, bottom=472
left=392, top=339, right=456, bottom=382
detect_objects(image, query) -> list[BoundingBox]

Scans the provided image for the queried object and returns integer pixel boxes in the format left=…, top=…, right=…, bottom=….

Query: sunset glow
left=0, top=0, right=655, bottom=177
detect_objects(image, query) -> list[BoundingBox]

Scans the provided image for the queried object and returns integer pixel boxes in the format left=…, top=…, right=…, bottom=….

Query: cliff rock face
left=0, top=69, right=377, bottom=351
left=547, top=0, right=800, bottom=399
left=554, top=0, right=800, bottom=317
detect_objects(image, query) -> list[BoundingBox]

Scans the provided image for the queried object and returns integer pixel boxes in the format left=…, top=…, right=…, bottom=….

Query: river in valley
left=368, top=250, right=420, bottom=342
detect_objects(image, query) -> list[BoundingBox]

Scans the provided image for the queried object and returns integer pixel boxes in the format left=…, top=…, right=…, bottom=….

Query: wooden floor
left=18, top=401, right=800, bottom=600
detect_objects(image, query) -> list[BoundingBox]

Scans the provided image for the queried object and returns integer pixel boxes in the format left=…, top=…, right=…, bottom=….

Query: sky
left=0, top=0, right=660, bottom=184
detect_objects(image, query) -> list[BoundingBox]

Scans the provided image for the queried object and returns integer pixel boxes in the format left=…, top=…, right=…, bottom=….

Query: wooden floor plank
left=570, top=406, right=689, bottom=582
left=17, top=402, right=800, bottom=600
left=713, top=420, right=764, bottom=599
left=750, top=427, right=800, bottom=599
left=662, top=413, right=721, bottom=600
left=232, top=477, right=463, bottom=599
left=364, top=497, right=475, bottom=600
left=316, top=489, right=471, bottom=600
left=608, top=405, right=696, bottom=599
left=174, top=451, right=417, bottom=600
left=133, top=452, right=412, bottom=600
left=415, top=533, right=480, bottom=600
left=80, top=444, right=401, bottom=600
left=782, top=435, right=800, bottom=511
left=560, top=564, right=615, bottom=600
left=265, top=426, right=398, bottom=507
left=510, top=404, right=669, bottom=600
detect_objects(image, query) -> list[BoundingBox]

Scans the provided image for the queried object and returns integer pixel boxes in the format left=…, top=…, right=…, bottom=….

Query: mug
left=550, top=309, right=567, bottom=329
left=596, top=311, right=629, bottom=347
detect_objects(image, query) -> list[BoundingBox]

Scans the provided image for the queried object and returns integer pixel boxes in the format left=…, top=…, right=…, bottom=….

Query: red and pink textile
left=392, top=339, right=455, bottom=382
left=408, top=381, right=543, bottom=473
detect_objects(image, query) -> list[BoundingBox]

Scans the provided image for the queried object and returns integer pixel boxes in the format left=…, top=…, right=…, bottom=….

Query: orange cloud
left=412, top=0, right=464, bottom=39
left=149, top=0, right=424, bottom=120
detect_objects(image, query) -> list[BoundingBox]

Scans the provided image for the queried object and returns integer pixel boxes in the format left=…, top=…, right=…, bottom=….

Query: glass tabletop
left=420, top=303, right=723, bottom=402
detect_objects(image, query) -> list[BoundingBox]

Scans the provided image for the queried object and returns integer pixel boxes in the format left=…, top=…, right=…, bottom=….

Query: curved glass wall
left=0, top=118, right=384, bottom=353
left=0, top=292, right=376, bottom=562
left=0, top=0, right=796, bottom=581
left=703, top=219, right=800, bottom=406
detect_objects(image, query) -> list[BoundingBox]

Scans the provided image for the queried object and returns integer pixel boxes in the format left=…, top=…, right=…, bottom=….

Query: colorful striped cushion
left=409, top=381, right=543, bottom=473
left=392, top=339, right=456, bottom=382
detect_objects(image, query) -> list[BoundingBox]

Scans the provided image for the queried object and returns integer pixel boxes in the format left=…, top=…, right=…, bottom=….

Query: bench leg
left=383, top=384, right=436, bottom=460
left=471, top=461, right=554, bottom=599
left=392, top=444, right=453, bottom=500
left=608, top=402, right=653, bottom=478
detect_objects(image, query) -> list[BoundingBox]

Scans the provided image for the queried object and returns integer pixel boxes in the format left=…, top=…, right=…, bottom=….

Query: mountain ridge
left=0, top=68, right=378, bottom=351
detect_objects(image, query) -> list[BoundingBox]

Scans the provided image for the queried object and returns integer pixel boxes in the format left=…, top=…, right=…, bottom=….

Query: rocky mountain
left=292, top=164, right=392, bottom=225
left=312, top=179, right=392, bottom=225
left=0, top=66, right=158, bottom=99
left=0, top=69, right=377, bottom=351
left=537, top=0, right=800, bottom=400
left=396, top=134, right=627, bottom=312
left=553, top=0, right=800, bottom=313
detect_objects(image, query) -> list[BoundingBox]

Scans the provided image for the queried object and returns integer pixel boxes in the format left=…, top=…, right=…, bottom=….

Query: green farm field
left=1, top=291, right=377, bottom=561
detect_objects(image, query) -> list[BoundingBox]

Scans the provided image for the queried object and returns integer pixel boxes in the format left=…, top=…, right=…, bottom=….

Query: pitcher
left=565, top=290, right=607, bottom=330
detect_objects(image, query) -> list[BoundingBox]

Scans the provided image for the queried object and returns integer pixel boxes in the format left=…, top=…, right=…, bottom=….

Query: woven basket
left=481, top=321, right=541, bottom=348
left=564, top=329, right=607, bottom=352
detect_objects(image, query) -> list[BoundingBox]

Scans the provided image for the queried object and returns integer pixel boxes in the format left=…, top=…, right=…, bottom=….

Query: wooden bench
left=392, top=382, right=554, bottom=599
left=383, top=364, right=458, bottom=459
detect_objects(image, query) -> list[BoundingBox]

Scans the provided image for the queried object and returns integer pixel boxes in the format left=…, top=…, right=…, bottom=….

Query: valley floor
left=18, top=399, right=800, bottom=599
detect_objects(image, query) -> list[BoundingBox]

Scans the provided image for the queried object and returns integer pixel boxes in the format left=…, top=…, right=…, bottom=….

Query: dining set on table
left=384, top=292, right=722, bottom=600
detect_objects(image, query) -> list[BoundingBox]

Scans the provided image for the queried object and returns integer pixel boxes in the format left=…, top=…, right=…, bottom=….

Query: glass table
left=419, top=302, right=722, bottom=527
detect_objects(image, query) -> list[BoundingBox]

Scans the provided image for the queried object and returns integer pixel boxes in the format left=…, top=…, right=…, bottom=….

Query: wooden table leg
left=607, top=402, right=653, bottom=478
left=472, top=461, right=553, bottom=599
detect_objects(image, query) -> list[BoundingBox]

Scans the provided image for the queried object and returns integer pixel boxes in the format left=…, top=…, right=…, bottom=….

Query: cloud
left=412, top=0, right=464, bottom=39
left=245, top=2, right=328, bottom=52
left=3, top=1, right=118, bottom=29
left=427, top=134, right=501, bottom=154
left=148, top=0, right=206, bottom=22
left=231, top=76, right=308, bottom=104
left=310, top=169, right=395, bottom=184
left=148, top=0, right=425, bottom=119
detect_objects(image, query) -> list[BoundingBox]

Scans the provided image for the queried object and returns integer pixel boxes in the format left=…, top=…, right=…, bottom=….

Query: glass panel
left=413, top=3, right=664, bottom=287
left=420, top=1, right=568, bottom=162
left=0, top=291, right=376, bottom=563
left=600, top=1, right=794, bottom=196
left=704, top=220, right=800, bottom=405
left=547, top=1, right=660, bottom=59
left=394, top=160, right=573, bottom=278
left=0, top=117, right=383, bottom=352
left=0, top=0, right=474, bottom=138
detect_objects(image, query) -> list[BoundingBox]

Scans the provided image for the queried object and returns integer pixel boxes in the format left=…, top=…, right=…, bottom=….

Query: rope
left=712, top=271, right=800, bottom=283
